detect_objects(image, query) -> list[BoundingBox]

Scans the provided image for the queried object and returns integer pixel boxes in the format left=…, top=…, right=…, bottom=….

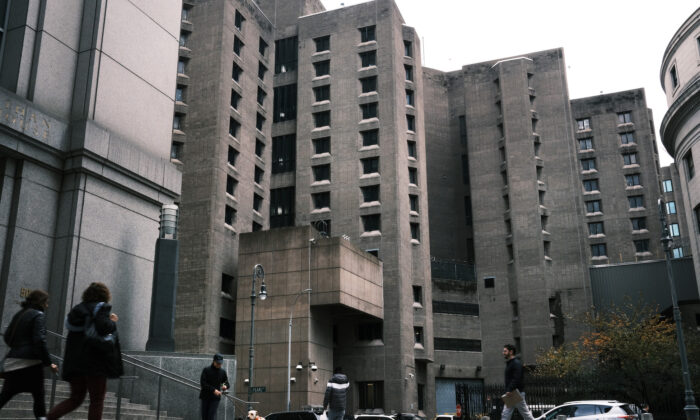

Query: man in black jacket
left=200, top=353, right=230, bottom=420
left=323, top=367, right=349, bottom=420
left=502, top=344, right=535, bottom=420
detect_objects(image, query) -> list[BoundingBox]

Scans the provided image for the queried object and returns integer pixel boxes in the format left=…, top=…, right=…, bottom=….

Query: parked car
left=535, top=400, right=638, bottom=420
left=432, top=414, right=459, bottom=420
left=355, top=414, right=396, bottom=420
left=267, top=411, right=321, bottom=420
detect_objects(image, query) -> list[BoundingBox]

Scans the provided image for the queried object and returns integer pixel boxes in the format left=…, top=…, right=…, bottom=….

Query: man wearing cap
left=200, top=353, right=230, bottom=420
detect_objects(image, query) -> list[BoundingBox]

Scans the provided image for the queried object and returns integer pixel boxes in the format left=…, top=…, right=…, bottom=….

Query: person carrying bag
left=48, top=282, right=123, bottom=420
left=0, top=290, right=58, bottom=420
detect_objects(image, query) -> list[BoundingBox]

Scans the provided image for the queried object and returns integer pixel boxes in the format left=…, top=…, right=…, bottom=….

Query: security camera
left=296, top=362, right=303, bottom=371
left=408, top=373, right=415, bottom=379
left=244, top=378, right=249, bottom=384
left=290, top=377, right=296, bottom=383
left=310, top=362, right=318, bottom=372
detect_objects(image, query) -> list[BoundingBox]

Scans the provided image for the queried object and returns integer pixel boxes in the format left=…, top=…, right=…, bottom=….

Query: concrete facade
left=0, top=0, right=181, bottom=350
left=660, top=7, right=700, bottom=294
left=661, top=164, right=692, bottom=257
left=235, top=226, right=383, bottom=413
left=571, top=89, right=664, bottom=264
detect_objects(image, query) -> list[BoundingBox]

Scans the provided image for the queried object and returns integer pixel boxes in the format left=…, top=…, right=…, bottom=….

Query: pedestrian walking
left=501, top=344, right=535, bottom=420
left=323, top=367, right=349, bottom=420
left=47, top=282, right=123, bottom=420
left=200, top=353, right=229, bottom=420
left=0, top=290, right=58, bottom=419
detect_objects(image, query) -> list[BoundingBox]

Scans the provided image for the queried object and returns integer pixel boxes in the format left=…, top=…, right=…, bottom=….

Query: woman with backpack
left=0, top=289, right=58, bottom=419
left=47, top=282, right=123, bottom=420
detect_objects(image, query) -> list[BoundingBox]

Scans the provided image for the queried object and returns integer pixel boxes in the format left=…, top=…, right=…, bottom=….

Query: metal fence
left=456, top=378, right=688, bottom=420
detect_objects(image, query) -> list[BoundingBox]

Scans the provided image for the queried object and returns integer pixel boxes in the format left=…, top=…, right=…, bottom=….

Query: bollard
left=641, top=413, right=653, bottom=420
left=557, top=415, right=567, bottom=420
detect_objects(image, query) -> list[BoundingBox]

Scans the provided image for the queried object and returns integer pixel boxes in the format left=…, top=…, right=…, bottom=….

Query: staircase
left=0, top=379, right=183, bottom=420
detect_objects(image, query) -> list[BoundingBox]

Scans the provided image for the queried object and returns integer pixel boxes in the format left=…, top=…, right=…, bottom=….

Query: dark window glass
left=359, top=25, right=376, bottom=42
left=229, top=118, right=240, bottom=137
left=178, top=60, right=186, bottom=74
left=591, top=243, right=607, bottom=257
left=360, top=76, right=377, bottom=93
left=631, top=217, right=647, bottom=230
left=433, top=301, right=479, bottom=316
left=231, top=90, right=241, bottom=109
left=173, top=115, right=182, bottom=130
left=634, top=239, right=650, bottom=253
left=313, top=85, right=330, bottom=102
left=313, top=137, right=330, bottom=155
left=179, top=32, right=189, bottom=47
left=254, top=166, right=264, bottom=184
left=620, top=132, right=635, bottom=144
left=272, top=134, right=296, bottom=173
left=275, top=36, right=298, bottom=73
left=406, top=89, right=414, bottom=106
left=618, top=111, right=632, bottom=124
left=233, top=36, right=244, bottom=56
left=256, top=113, right=265, bottom=131
left=413, top=286, right=422, bottom=304
left=232, top=62, right=242, bottom=82
left=407, top=115, right=415, bottom=131
left=253, top=193, right=263, bottom=212
left=273, top=84, right=297, bottom=122
left=586, top=200, right=601, bottom=213
left=581, top=158, right=596, bottom=171
left=252, top=221, right=262, bottom=232
left=623, top=153, right=638, bottom=165
left=259, top=38, right=268, bottom=56
left=410, top=222, right=420, bottom=240
left=408, top=140, right=417, bottom=158
left=628, top=195, right=643, bottom=209
left=461, top=155, right=469, bottom=184
left=312, top=192, right=330, bottom=209
left=361, top=185, right=379, bottom=202
left=405, top=65, right=413, bottom=81
left=588, top=222, right=604, bottom=235
left=225, top=205, right=236, bottom=225
left=220, top=318, right=235, bottom=339
left=583, top=179, right=599, bottom=192
left=256, top=87, right=266, bottom=106
left=362, top=214, right=380, bottom=232
left=459, top=115, right=467, bottom=146
left=226, top=175, right=237, bottom=196
left=258, top=62, right=267, bottom=80
left=408, top=194, right=418, bottom=212
left=228, top=146, right=239, bottom=166
left=255, top=140, right=265, bottom=158
left=221, top=273, right=234, bottom=295
left=357, top=323, right=382, bottom=341
left=175, top=87, right=184, bottom=102
left=171, top=142, right=183, bottom=160
left=464, top=196, right=473, bottom=226
left=577, top=118, right=590, bottom=130
left=270, top=187, right=295, bottom=228
left=314, top=35, right=330, bottom=52
left=434, top=338, right=482, bottom=351
left=361, top=129, right=379, bottom=147
left=360, top=51, right=376, bottom=68
left=670, top=66, right=679, bottom=89
left=404, top=40, right=412, bottom=57
left=685, top=152, right=695, bottom=179
left=358, top=382, right=384, bottom=410
left=625, top=174, right=641, bottom=187
left=314, top=60, right=330, bottom=77
left=313, top=111, right=330, bottom=128
left=313, top=164, right=330, bottom=182
left=409, top=167, right=418, bottom=185
left=578, top=138, right=593, bottom=150
left=362, top=157, right=379, bottom=174
left=234, top=10, right=245, bottom=31
left=414, top=327, right=423, bottom=344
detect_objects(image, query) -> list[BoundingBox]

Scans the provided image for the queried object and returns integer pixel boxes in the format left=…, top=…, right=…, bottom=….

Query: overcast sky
left=322, top=0, right=699, bottom=166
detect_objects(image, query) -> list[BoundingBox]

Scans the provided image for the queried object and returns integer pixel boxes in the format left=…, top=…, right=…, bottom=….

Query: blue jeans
left=501, top=391, right=535, bottom=420
left=328, top=408, right=345, bottom=420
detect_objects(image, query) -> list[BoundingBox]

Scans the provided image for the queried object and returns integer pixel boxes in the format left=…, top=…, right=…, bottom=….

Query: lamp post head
left=259, top=282, right=267, bottom=301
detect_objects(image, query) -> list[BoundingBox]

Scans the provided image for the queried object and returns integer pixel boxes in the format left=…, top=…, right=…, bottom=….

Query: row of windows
left=582, top=173, right=643, bottom=193
left=580, top=153, right=639, bottom=172
left=578, top=132, right=636, bottom=150
left=591, top=242, right=685, bottom=259
left=587, top=217, right=673, bottom=235
left=576, top=112, right=633, bottom=131
left=586, top=194, right=651, bottom=214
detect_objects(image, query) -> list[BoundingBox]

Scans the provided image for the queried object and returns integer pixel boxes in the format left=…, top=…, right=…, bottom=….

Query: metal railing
left=42, top=330, right=256, bottom=419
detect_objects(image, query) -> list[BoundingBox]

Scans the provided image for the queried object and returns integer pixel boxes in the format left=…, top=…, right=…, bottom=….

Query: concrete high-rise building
left=174, top=0, right=434, bottom=413
left=660, top=7, right=700, bottom=292
left=660, top=164, right=691, bottom=257
left=0, top=0, right=181, bottom=349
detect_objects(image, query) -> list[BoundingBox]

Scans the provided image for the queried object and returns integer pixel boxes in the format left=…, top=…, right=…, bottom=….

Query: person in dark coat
left=323, top=367, right=349, bottom=420
left=0, top=290, right=58, bottom=419
left=501, top=344, right=535, bottom=420
left=200, top=353, right=230, bottom=420
left=47, top=282, right=123, bottom=420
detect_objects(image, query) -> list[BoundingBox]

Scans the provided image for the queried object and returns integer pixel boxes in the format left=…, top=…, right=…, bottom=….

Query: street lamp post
left=287, top=288, right=312, bottom=412
left=658, top=199, right=699, bottom=420
left=248, top=264, right=267, bottom=411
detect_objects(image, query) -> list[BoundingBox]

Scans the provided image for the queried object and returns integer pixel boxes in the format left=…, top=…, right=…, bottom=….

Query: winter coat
left=61, top=301, right=123, bottom=380
left=323, top=373, right=349, bottom=411
left=199, top=364, right=230, bottom=400
left=4, top=307, right=52, bottom=366
left=504, top=357, right=524, bottom=392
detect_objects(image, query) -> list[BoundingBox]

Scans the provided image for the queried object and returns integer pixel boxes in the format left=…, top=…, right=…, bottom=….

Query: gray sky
left=322, top=0, right=700, bottom=166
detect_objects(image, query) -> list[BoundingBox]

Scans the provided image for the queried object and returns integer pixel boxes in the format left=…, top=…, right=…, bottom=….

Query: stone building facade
left=0, top=0, right=181, bottom=349
left=660, top=7, right=700, bottom=292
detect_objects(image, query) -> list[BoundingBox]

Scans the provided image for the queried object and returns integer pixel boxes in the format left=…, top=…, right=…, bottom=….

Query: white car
left=536, top=400, right=638, bottom=420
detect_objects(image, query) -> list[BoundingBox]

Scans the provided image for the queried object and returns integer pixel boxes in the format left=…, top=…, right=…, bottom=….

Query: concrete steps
left=0, top=379, right=183, bottom=419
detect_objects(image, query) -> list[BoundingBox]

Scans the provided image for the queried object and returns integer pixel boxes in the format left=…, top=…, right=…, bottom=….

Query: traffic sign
left=250, top=386, right=266, bottom=393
